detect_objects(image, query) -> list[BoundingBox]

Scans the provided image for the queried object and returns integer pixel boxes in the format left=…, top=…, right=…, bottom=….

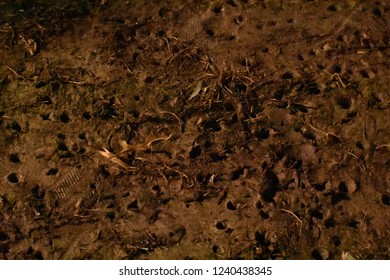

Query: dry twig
left=281, top=209, right=303, bottom=235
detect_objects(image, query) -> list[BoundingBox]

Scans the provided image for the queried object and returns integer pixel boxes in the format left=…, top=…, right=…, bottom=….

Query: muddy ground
left=0, top=0, right=389, bottom=260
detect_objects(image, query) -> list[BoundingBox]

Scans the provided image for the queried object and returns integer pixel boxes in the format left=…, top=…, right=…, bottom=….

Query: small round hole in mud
left=57, top=142, right=69, bottom=151
left=10, top=121, right=21, bottom=132
left=216, top=221, right=227, bottom=230
left=255, top=231, right=267, bottom=246
left=299, top=81, right=321, bottom=95
left=348, top=220, right=359, bottom=228
left=40, top=114, right=50, bottom=120
left=324, top=218, right=335, bottom=228
left=204, top=119, right=221, bottom=132
left=82, top=112, right=91, bottom=120
left=255, top=127, right=270, bottom=140
left=347, top=111, right=357, bottom=118
left=336, top=35, right=344, bottom=42
left=190, top=146, right=201, bottom=159
left=204, top=140, right=212, bottom=148
left=46, top=168, right=58, bottom=176
left=327, top=5, right=337, bottom=12
left=212, top=6, right=222, bottom=13
left=127, top=200, right=139, bottom=210
left=33, top=251, right=44, bottom=260
left=262, top=47, right=269, bottom=53
left=309, top=209, right=323, bottom=220
left=235, top=83, right=247, bottom=93
left=212, top=245, right=219, bottom=253
left=332, top=64, right=342, bottom=73
left=337, top=97, right=351, bottom=109
left=311, top=249, right=326, bottom=260
left=281, top=71, right=293, bottom=80
left=332, top=236, right=341, bottom=246
left=152, top=185, right=161, bottom=195
left=57, top=133, right=66, bottom=140
left=268, top=20, right=277, bottom=26
left=226, top=201, right=237, bottom=211
left=0, top=231, right=9, bottom=241
left=144, top=76, right=154, bottom=83
left=355, top=141, right=364, bottom=150
left=373, top=7, right=382, bottom=17
left=338, top=182, right=348, bottom=193
left=7, top=172, right=19, bottom=184
left=206, top=29, right=215, bottom=37
left=106, top=212, right=115, bottom=220
left=210, top=153, right=226, bottom=162
left=99, top=165, right=110, bottom=178
left=331, top=192, right=349, bottom=204
left=78, top=133, right=86, bottom=140
left=59, top=112, right=69, bottom=123
left=360, top=70, right=370, bottom=78
left=9, top=153, right=20, bottom=163
left=231, top=168, right=244, bottom=180
left=152, top=185, right=161, bottom=193
left=35, top=81, right=46, bottom=88
left=261, top=170, right=280, bottom=202
left=312, top=182, right=326, bottom=191
left=303, top=131, right=316, bottom=141
left=381, top=194, right=390, bottom=206
left=259, top=210, right=269, bottom=219
left=234, top=15, right=243, bottom=25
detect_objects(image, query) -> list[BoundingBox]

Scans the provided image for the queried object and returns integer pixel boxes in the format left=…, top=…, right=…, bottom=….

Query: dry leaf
left=120, top=134, right=172, bottom=153
left=341, top=251, right=356, bottom=260
left=19, top=35, right=37, bottom=56
left=119, top=141, right=148, bottom=153
left=97, top=148, right=131, bottom=169
left=146, top=133, right=172, bottom=148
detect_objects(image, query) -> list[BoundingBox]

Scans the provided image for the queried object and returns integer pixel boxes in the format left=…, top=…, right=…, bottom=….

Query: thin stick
left=146, top=133, right=172, bottom=148
left=120, top=59, right=136, bottom=77
left=159, top=110, right=182, bottom=132
left=281, top=209, right=303, bottom=235
left=347, top=151, right=366, bottom=171
left=307, top=119, right=340, bottom=139
left=5, top=65, right=25, bottom=79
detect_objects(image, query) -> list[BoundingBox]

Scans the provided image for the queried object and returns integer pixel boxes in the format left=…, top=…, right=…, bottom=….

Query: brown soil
left=1, top=0, right=390, bottom=260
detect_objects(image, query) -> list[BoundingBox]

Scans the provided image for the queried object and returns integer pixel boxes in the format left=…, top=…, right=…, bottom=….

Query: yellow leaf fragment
left=97, top=148, right=131, bottom=169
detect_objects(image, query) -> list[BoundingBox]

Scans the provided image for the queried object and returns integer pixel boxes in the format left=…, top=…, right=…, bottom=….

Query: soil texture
left=0, top=0, right=390, bottom=259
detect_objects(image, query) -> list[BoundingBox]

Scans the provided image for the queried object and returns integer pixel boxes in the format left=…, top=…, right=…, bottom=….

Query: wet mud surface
left=0, top=0, right=390, bottom=259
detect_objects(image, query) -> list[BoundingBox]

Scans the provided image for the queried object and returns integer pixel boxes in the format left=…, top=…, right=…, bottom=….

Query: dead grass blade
left=4, top=65, right=25, bottom=79
left=159, top=111, right=182, bottom=132
left=119, top=141, right=148, bottom=153
left=97, top=148, right=136, bottom=170
left=120, top=134, right=173, bottom=153
left=306, top=119, right=341, bottom=144
left=146, top=133, right=173, bottom=148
